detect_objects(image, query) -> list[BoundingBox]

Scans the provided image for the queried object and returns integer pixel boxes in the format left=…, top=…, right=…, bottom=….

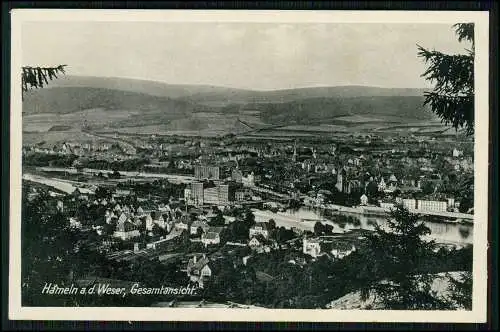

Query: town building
left=114, top=221, right=140, bottom=240
left=249, top=222, right=270, bottom=239
left=190, top=220, right=210, bottom=235
left=203, top=186, right=219, bottom=205
left=183, top=188, right=192, bottom=205
left=201, top=226, right=224, bottom=246
left=151, top=211, right=165, bottom=229
left=231, top=169, right=243, bottom=183
left=242, top=172, right=255, bottom=187
left=416, top=200, right=448, bottom=212
left=218, top=184, right=230, bottom=205
left=452, top=148, right=463, bottom=158
left=144, top=214, right=153, bottom=231
left=248, top=236, right=273, bottom=253
left=203, top=183, right=236, bottom=206
left=360, top=194, right=368, bottom=206
left=235, top=191, right=246, bottom=201
left=190, top=182, right=204, bottom=206
left=378, top=178, right=387, bottom=192
left=330, top=242, right=357, bottom=260
left=379, top=201, right=395, bottom=210
left=303, top=237, right=322, bottom=258
left=186, top=254, right=212, bottom=288
left=402, top=198, right=417, bottom=210
left=335, top=167, right=350, bottom=193
left=194, top=165, right=220, bottom=180
left=69, top=216, right=81, bottom=229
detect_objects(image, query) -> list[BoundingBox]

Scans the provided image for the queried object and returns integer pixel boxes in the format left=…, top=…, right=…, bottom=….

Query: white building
left=114, top=221, right=140, bottom=240
left=331, top=243, right=356, bottom=259
left=249, top=222, right=270, bottom=239
left=378, top=178, right=386, bottom=192
left=447, top=198, right=455, bottom=208
left=104, top=210, right=115, bottom=224
left=136, top=206, right=145, bottom=217
left=145, top=214, right=153, bottom=231
left=303, top=238, right=321, bottom=258
left=379, top=201, right=395, bottom=210
left=402, top=198, right=417, bottom=210
left=416, top=200, right=448, bottom=212
left=69, top=217, right=81, bottom=229
left=184, top=188, right=192, bottom=205
left=186, top=255, right=212, bottom=288
left=452, top=148, right=463, bottom=158
left=248, top=237, right=262, bottom=249
left=201, top=227, right=223, bottom=246
left=360, top=194, right=368, bottom=206
left=190, top=220, right=210, bottom=235
left=242, top=172, right=255, bottom=187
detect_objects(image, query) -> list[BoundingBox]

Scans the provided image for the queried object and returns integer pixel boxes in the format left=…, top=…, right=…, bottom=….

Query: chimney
left=193, top=255, right=197, bottom=263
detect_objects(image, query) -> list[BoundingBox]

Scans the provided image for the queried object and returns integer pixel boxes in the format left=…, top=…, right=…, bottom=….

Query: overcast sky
left=22, top=22, right=472, bottom=90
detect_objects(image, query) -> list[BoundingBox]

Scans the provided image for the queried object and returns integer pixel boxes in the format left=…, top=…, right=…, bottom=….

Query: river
left=27, top=167, right=473, bottom=245
left=253, top=206, right=473, bottom=246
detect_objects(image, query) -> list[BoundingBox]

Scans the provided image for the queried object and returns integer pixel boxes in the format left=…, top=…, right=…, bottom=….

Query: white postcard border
left=9, top=9, right=490, bottom=323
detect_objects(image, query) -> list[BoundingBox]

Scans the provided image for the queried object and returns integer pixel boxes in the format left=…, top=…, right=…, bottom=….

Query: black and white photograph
left=8, top=10, right=489, bottom=322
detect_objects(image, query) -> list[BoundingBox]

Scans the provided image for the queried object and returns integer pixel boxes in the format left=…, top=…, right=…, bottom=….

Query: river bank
left=253, top=206, right=473, bottom=245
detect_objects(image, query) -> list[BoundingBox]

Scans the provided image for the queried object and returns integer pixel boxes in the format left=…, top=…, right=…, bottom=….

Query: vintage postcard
left=9, top=9, right=489, bottom=322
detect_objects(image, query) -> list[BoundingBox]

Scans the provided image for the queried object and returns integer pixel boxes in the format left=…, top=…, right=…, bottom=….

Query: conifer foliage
left=21, top=65, right=66, bottom=97
left=417, top=23, right=475, bottom=136
left=360, top=205, right=448, bottom=309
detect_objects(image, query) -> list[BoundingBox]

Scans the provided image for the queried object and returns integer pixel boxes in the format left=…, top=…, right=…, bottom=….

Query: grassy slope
left=184, top=85, right=428, bottom=106
left=22, top=77, right=441, bottom=140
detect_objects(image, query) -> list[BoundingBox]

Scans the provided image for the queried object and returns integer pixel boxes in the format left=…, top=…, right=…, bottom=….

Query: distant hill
left=43, top=75, right=251, bottom=99
left=22, top=86, right=212, bottom=116
left=223, top=95, right=434, bottom=125
left=183, top=85, right=429, bottom=106
left=22, top=76, right=439, bottom=138
left=43, top=75, right=427, bottom=105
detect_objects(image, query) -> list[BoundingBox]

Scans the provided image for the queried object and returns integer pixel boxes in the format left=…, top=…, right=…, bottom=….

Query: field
left=21, top=77, right=460, bottom=142
left=22, top=108, right=142, bottom=132
left=22, top=130, right=113, bottom=146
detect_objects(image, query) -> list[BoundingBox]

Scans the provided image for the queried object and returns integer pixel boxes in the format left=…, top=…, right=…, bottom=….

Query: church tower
left=292, top=140, right=297, bottom=162
left=335, top=167, right=343, bottom=192
left=336, top=167, right=348, bottom=193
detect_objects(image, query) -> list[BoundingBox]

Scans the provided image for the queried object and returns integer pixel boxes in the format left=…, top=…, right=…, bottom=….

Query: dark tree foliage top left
left=21, top=65, right=66, bottom=98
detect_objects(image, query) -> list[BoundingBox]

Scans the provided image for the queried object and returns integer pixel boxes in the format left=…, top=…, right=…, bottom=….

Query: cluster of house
left=269, top=140, right=471, bottom=198
left=106, top=202, right=186, bottom=240
left=23, top=142, right=114, bottom=156
left=302, top=237, right=357, bottom=260
left=184, top=222, right=360, bottom=289
left=303, top=165, right=464, bottom=215
left=105, top=201, right=241, bottom=242
left=186, top=254, right=212, bottom=288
